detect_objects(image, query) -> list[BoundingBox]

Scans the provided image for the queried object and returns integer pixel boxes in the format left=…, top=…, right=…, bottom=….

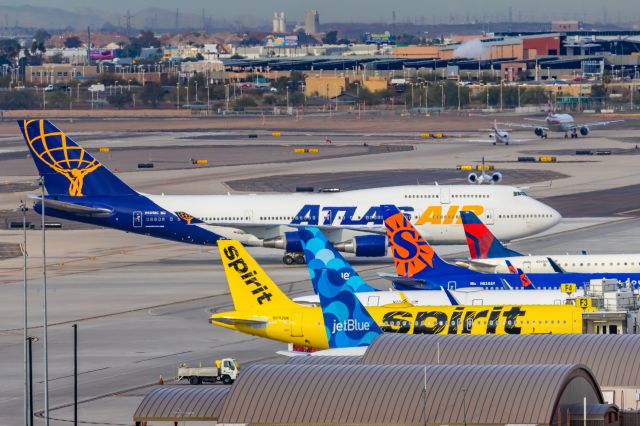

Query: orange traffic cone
left=158, top=375, right=164, bottom=385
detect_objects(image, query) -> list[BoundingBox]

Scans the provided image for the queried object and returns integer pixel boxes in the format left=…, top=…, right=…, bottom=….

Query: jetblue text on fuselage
left=331, top=319, right=371, bottom=334
left=291, top=205, right=414, bottom=226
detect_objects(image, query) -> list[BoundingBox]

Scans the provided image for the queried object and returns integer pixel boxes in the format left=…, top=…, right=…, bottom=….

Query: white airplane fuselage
left=147, top=185, right=561, bottom=247
left=546, top=113, right=576, bottom=132
left=294, top=288, right=568, bottom=307
left=467, top=255, right=640, bottom=274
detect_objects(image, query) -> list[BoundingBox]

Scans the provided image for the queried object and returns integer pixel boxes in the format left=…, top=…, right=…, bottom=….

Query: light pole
left=40, top=176, right=49, bottom=426
left=176, top=83, right=180, bottom=109
left=195, top=80, right=198, bottom=103
left=18, top=201, right=28, bottom=426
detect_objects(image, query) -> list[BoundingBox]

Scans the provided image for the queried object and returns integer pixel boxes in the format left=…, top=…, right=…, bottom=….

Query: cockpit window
left=513, top=191, right=528, bottom=196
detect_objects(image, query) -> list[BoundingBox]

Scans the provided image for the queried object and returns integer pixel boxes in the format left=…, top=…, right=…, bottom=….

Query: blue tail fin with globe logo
left=18, top=119, right=136, bottom=197
left=316, top=267, right=382, bottom=348
left=298, top=227, right=378, bottom=294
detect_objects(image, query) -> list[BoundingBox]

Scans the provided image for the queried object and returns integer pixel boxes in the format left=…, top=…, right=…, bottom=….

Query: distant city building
left=273, top=12, right=286, bottom=33
left=551, top=20, right=581, bottom=31
left=304, top=10, right=320, bottom=35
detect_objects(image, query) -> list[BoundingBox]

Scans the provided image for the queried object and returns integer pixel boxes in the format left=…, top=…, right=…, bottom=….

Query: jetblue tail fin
left=298, top=227, right=378, bottom=294
left=460, top=210, right=522, bottom=259
left=316, top=267, right=382, bottom=348
left=18, top=119, right=136, bottom=197
left=505, top=260, right=536, bottom=290
left=380, top=204, right=463, bottom=278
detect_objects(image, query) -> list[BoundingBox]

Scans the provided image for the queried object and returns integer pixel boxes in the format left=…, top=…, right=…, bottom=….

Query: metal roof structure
left=360, top=334, right=640, bottom=387
left=216, top=363, right=601, bottom=425
left=133, top=386, right=228, bottom=422
left=286, top=354, right=361, bottom=365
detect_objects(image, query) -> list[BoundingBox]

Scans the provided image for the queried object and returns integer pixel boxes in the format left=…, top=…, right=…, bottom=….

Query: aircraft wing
left=579, top=119, right=624, bottom=128
left=29, top=196, right=112, bottom=216
left=209, top=317, right=268, bottom=328
left=378, top=272, right=426, bottom=286
left=497, top=121, right=548, bottom=130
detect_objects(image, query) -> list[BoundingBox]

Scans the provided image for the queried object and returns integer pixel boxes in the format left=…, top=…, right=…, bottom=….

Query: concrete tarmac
left=1, top=120, right=640, bottom=425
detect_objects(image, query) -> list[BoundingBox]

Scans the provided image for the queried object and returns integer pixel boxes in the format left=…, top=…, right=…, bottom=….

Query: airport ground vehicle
left=176, top=358, right=239, bottom=385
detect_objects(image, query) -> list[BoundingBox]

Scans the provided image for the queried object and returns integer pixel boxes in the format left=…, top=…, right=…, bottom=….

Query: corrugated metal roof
left=362, top=334, right=640, bottom=387
left=133, top=386, right=229, bottom=422
left=286, top=355, right=362, bottom=365
left=218, top=363, right=601, bottom=425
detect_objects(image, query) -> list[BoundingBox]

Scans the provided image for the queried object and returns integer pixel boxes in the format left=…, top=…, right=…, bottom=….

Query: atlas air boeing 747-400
left=19, top=119, right=560, bottom=263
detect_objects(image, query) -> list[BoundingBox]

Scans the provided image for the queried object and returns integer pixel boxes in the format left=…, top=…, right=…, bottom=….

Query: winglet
left=546, top=257, right=566, bottom=273
left=441, top=287, right=460, bottom=306
left=299, top=227, right=378, bottom=294
left=460, top=210, right=522, bottom=259
left=506, top=260, right=536, bottom=290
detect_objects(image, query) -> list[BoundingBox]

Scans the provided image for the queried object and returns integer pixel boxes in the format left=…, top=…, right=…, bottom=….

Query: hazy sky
left=4, top=0, right=640, bottom=23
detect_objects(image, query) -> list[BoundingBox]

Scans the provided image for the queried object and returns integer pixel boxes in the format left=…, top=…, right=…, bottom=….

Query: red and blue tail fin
left=381, top=204, right=463, bottom=278
left=460, top=210, right=522, bottom=259
left=505, top=260, right=536, bottom=289
left=18, top=119, right=136, bottom=197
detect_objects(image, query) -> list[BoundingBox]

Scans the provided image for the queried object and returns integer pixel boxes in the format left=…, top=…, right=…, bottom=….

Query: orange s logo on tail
left=385, top=211, right=435, bottom=277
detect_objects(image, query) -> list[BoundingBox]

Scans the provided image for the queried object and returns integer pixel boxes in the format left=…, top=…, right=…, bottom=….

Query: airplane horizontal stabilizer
left=30, top=196, right=112, bottom=216
left=209, top=317, right=268, bottom=328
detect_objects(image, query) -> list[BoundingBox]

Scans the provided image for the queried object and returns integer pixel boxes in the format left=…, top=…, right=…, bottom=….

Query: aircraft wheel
left=294, top=254, right=306, bottom=265
left=283, top=254, right=295, bottom=265
left=505, top=142, right=509, bottom=145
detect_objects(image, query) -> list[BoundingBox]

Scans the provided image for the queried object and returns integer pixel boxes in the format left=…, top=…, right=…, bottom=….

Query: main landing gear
left=283, top=252, right=306, bottom=265
left=565, top=130, right=579, bottom=139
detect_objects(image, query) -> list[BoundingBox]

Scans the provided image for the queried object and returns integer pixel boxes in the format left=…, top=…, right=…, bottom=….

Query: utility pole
left=21, top=201, right=28, bottom=426
left=73, top=324, right=78, bottom=426
left=41, top=176, right=49, bottom=426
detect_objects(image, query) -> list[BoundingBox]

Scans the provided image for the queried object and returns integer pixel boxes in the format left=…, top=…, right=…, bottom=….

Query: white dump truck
left=177, top=358, right=239, bottom=385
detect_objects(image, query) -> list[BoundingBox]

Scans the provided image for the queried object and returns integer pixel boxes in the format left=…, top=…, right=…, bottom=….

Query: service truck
left=177, top=357, right=239, bottom=385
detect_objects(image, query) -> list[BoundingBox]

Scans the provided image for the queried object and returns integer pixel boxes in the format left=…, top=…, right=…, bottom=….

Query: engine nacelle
left=491, top=172, right=502, bottom=183
left=580, top=126, right=589, bottom=136
left=534, top=127, right=545, bottom=137
left=333, top=235, right=387, bottom=257
left=262, top=231, right=302, bottom=252
left=468, top=173, right=478, bottom=184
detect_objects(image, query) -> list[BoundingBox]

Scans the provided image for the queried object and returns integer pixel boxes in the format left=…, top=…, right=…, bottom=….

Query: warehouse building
left=134, top=363, right=613, bottom=425
left=289, top=334, right=640, bottom=409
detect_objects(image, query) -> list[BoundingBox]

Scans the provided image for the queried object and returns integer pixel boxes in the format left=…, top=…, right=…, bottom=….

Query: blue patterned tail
left=18, top=119, right=135, bottom=197
left=298, top=227, right=378, bottom=294
left=316, top=267, right=382, bottom=348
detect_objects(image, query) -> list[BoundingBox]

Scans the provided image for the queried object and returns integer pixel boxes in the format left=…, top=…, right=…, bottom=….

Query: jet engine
left=580, top=126, right=589, bottom=136
left=491, top=171, right=502, bottom=183
left=534, top=127, right=545, bottom=137
left=262, top=231, right=303, bottom=252
left=468, top=173, right=479, bottom=183
left=333, top=235, right=387, bottom=257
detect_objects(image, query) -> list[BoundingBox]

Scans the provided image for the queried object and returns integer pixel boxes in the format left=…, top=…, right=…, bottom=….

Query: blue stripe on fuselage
left=34, top=194, right=223, bottom=245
